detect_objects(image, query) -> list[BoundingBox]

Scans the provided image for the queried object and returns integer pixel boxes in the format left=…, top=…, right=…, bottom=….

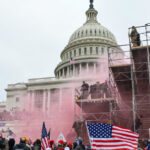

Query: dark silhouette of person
left=80, top=81, right=89, bottom=99
left=95, top=82, right=101, bottom=98
left=101, top=80, right=111, bottom=98
left=89, top=84, right=96, bottom=99
left=130, top=26, right=141, bottom=47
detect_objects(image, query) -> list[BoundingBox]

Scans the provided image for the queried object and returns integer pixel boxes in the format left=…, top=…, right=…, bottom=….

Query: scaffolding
left=108, top=23, right=150, bottom=139
left=74, top=90, right=118, bottom=144
left=73, top=23, right=150, bottom=140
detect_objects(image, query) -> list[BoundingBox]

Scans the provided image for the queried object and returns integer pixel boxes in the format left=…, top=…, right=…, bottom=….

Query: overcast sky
left=0, top=0, right=150, bottom=101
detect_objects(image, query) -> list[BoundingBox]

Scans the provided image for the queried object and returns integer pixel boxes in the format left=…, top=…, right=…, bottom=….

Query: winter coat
left=8, top=138, right=15, bottom=150
left=73, top=144, right=85, bottom=150
left=33, top=145, right=41, bottom=150
left=13, top=143, right=30, bottom=150
left=56, top=145, right=64, bottom=150
left=0, top=138, right=9, bottom=150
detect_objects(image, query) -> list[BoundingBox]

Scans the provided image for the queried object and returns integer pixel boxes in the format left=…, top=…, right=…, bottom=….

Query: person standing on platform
left=80, top=81, right=89, bottom=99
left=89, top=84, right=96, bottom=99
left=95, top=82, right=101, bottom=98
left=102, top=80, right=111, bottom=98
left=130, top=26, right=141, bottom=47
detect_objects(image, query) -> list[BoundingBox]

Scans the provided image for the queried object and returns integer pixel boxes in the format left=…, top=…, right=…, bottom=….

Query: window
left=102, top=48, right=104, bottom=54
left=86, top=30, right=88, bottom=35
left=96, top=47, right=99, bottom=54
left=99, top=30, right=101, bottom=34
left=79, top=48, right=81, bottom=56
left=90, top=47, right=93, bottom=54
left=107, top=32, right=109, bottom=37
left=90, top=30, right=92, bottom=35
left=16, top=97, right=19, bottom=102
left=66, top=53, right=68, bottom=59
left=74, top=50, right=76, bottom=57
left=81, top=31, right=83, bottom=36
left=78, top=32, right=80, bottom=37
left=103, top=31, right=105, bottom=36
left=84, top=48, right=87, bottom=55
left=70, top=51, right=72, bottom=58
left=95, top=30, right=97, bottom=35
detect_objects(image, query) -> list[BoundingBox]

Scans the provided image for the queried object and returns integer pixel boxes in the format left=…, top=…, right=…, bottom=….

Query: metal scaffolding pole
left=128, top=28, right=136, bottom=132
left=145, top=24, right=150, bottom=85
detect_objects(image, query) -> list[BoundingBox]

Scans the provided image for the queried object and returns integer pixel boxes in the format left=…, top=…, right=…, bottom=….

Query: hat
left=23, top=136, right=28, bottom=142
left=49, top=140, right=54, bottom=145
left=58, top=140, right=64, bottom=144
left=68, top=142, right=72, bottom=146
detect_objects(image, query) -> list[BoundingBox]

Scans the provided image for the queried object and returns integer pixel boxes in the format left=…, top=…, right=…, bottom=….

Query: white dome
left=68, top=8, right=117, bottom=45
left=54, top=3, right=120, bottom=79
left=69, top=22, right=117, bottom=44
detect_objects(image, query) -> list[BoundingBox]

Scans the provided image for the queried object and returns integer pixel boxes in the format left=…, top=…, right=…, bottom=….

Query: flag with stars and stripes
left=70, top=57, right=75, bottom=64
left=41, top=122, right=50, bottom=150
left=86, top=123, right=139, bottom=150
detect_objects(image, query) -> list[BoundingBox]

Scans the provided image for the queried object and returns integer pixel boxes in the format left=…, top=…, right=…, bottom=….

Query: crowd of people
left=0, top=133, right=149, bottom=150
left=0, top=110, right=25, bottom=121
left=0, top=135, right=89, bottom=150
left=76, top=80, right=111, bottom=100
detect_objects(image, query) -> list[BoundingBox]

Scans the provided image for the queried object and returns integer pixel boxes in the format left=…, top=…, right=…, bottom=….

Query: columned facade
left=3, top=1, right=123, bottom=141
left=54, top=3, right=121, bottom=79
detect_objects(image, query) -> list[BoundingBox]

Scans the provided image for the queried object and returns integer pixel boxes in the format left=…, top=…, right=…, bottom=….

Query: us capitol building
left=1, top=1, right=121, bottom=113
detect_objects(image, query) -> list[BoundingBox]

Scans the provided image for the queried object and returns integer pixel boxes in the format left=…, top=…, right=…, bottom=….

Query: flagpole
left=85, top=121, right=92, bottom=147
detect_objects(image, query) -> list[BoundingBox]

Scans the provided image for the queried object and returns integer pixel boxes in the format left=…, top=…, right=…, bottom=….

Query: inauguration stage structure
left=74, top=24, right=150, bottom=140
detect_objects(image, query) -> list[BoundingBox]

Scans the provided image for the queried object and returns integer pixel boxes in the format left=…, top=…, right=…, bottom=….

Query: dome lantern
left=86, top=0, right=98, bottom=24
left=89, top=0, right=94, bottom=9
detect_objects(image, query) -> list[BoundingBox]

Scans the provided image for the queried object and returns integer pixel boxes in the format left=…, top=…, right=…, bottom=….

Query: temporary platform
left=108, top=24, right=150, bottom=138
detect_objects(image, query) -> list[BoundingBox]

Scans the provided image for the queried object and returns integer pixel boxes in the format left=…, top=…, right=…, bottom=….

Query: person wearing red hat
left=49, top=140, right=54, bottom=149
left=57, top=140, right=64, bottom=150
left=67, top=143, right=72, bottom=150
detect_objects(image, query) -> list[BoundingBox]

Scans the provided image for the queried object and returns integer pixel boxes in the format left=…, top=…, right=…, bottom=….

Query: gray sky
left=0, top=0, right=150, bottom=101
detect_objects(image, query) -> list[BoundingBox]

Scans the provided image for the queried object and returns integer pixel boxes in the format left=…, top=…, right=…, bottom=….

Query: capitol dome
left=69, top=22, right=117, bottom=45
left=54, top=1, right=120, bottom=79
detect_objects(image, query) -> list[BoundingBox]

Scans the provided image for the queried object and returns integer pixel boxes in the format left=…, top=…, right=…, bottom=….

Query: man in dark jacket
left=74, top=138, right=85, bottom=150
left=95, top=82, right=101, bottom=98
left=0, top=134, right=9, bottom=150
left=33, top=139, right=41, bottom=150
left=13, top=137, right=30, bottom=150
left=8, top=138, right=15, bottom=150
left=80, top=81, right=89, bottom=99
left=130, top=26, right=141, bottom=47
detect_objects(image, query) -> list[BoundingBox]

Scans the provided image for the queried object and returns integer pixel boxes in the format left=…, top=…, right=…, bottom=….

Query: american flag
left=41, top=122, right=50, bottom=150
left=87, top=123, right=139, bottom=150
left=70, top=57, right=75, bottom=64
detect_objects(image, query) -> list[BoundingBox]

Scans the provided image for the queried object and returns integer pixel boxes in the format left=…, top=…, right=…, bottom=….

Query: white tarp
left=56, top=132, right=66, bottom=143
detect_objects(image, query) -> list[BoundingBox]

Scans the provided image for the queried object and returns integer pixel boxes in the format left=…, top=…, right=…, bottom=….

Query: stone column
left=94, top=63, right=96, bottom=74
left=27, top=91, right=31, bottom=112
left=58, top=71, right=60, bottom=78
left=42, top=90, right=46, bottom=113
left=62, top=68, right=65, bottom=78
left=59, top=88, right=62, bottom=112
left=47, top=90, right=51, bottom=116
left=79, top=63, right=82, bottom=75
left=31, top=91, right=35, bottom=112
left=73, top=64, right=75, bottom=77
left=67, top=66, right=70, bottom=77
left=59, top=70, right=61, bottom=78
left=86, top=63, right=89, bottom=73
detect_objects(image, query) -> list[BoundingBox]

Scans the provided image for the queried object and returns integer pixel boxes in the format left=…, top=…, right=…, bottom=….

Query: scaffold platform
left=108, top=23, right=150, bottom=138
left=75, top=98, right=115, bottom=103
